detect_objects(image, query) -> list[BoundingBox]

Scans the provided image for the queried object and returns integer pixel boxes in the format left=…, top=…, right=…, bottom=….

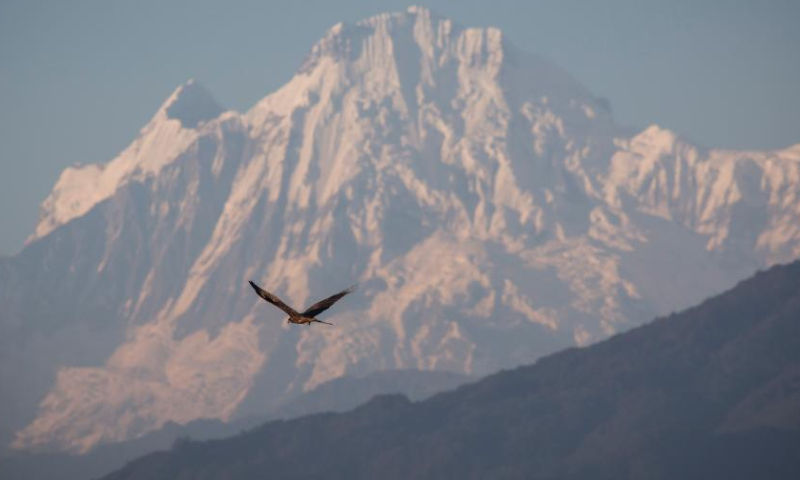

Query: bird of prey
left=248, top=280, right=356, bottom=326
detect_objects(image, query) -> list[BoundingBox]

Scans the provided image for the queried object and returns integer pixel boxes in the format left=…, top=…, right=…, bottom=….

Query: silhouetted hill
left=270, top=369, right=471, bottom=419
left=0, top=369, right=469, bottom=480
left=102, top=261, right=800, bottom=480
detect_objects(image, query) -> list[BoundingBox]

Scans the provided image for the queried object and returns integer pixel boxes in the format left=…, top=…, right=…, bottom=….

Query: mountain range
left=100, top=259, right=800, bottom=480
left=1, top=5, right=799, bottom=457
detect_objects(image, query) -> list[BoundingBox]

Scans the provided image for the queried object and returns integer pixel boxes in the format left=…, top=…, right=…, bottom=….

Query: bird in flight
left=248, top=280, right=356, bottom=326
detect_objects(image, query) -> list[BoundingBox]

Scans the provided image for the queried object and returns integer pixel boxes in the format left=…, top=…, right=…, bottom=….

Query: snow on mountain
left=4, top=6, right=800, bottom=454
left=28, top=80, right=223, bottom=242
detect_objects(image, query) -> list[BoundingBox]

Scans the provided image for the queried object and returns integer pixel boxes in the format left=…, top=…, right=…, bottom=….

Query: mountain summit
left=2, top=6, right=799, bottom=454
left=28, top=79, right=226, bottom=242
left=163, top=79, right=224, bottom=128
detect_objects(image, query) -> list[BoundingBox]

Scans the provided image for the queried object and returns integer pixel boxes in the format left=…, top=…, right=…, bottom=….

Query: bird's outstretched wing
left=302, top=285, right=357, bottom=318
left=248, top=280, right=298, bottom=316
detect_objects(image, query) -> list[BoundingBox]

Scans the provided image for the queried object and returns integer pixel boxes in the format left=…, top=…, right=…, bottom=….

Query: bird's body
left=248, top=280, right=355, bottom=326
left=288, top=315, right=327, bottom=326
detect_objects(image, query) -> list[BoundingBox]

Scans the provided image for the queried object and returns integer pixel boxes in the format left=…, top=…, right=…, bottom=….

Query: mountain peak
left=252, top=7, right=595, bottom=131
left=356, top=4, right=444, bottom=25
left=297, top=6, right=463, bottom=69
left=27, top=80, right=220, bottom=244
left=405, top=4, right=430, bottom=14
left=158, top=79, right=224, bottom=129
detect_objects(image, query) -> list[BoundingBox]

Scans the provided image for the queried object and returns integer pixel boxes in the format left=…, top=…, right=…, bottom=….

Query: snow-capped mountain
left=2, top=6, right=799, bottom=454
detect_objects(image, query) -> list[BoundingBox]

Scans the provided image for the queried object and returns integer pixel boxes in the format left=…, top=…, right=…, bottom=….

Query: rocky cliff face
left=3, top=6, right=799, bottom=453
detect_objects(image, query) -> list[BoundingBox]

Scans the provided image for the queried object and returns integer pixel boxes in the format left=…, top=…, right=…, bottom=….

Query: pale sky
left=1, top=0, right=798, bottom=255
